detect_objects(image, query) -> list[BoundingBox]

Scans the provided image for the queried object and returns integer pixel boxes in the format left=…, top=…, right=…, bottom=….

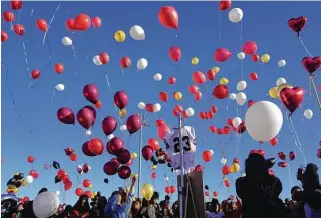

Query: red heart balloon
left=64, top=181, right=72, bottom=191
left=280, top=87, right=304, bottom=116
left=288, top=16, right=307, bottom=37
left=302, top=56, right=321, bottom=75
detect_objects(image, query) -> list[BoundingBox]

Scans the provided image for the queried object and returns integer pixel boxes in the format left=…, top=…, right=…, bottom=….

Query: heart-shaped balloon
left=280, top=87, right=304, bottom=116
left=288, top=16, right=307, bottom=37
left=302, top=56, right=321, bottom=75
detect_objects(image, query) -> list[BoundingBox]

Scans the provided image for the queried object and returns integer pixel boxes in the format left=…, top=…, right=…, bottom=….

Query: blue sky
left=1, top=1, right=321, bottom=204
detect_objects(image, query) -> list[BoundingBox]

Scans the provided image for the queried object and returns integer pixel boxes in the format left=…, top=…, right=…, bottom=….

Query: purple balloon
left=106, top=137, right=124, bottom=156
left=142, top=145, right=153, bottom=161
left=44, top=164, right=51, bottom=169
left=114, top=91, right=128, bottom=110
left=83, top=105, right=96, bottom=125
left=117, top=149, right=131, bottom=164
left=77, top=108, right=95, bottom=129
left=102, top=116, right=117, bottom=136
left=103, top=161, right=118, bottom=176
left=57, top=107, right=75, bottom=125
left=126, top=114, right=142, bottom=134
left=118, top=166, right=131, bottom=179
left=83, top=84, right=99, bottom=104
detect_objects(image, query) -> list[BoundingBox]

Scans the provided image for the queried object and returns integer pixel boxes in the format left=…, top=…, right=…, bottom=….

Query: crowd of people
left=2, top=153, right=321, bottom=218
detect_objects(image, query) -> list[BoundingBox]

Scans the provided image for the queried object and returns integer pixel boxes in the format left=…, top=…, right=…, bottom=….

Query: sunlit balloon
left=236, top=92, right=247, bottom=106
left=138, top=102, right=146, bottom=110
left=154, top=103, right=161, bottom=112
left=142, top=184, right=154, bottom=201
left=55, top=84, right=65, bottom=91
left=269, top=87, right=278, bottom=99
left=237, top=80, right=247, bottom=91
left=230, top=93, right=236, bottom=100
left=232, top=117, right=242, bottom=128
left=85, top=129, right=92, bottom=136
left=261, top=54, right=270, bottom=63
left=107, top=134, right=114, bottom=141
left=153, top=73, right=162, bottom=81
left=93, top=55, right=102, bottom=65
left=62, top=37, right=72, bottom=46
left=186, top=108, right=195, bottom=117
left=131, top=152, right=137, bottom=159
left=114, top=30, right=126, bottom=42
left=304, top=109, right=313, bottom=119
left=230, top=163, right=240, bottom=173
left=130, top=25, right=145, bottom=40
left=212, top=67, right=220, bottom=73
left=228, top=8, right=243, bottom=23
left=120, top=125, right=127, bottom=131
left=220, top=78, right=229, bottom=85
left=137, top=58, right=148, bottom=70
left=278, top=59, right=286, bottom=67
left=174, top=92, right=182, bottom=101
left=276, top=78, right=286, bottom=87
left=191, top=57, right=199, bottom=65
left=221, top=158, right=227, bottom=165
left=237, top=52, right=245, bottom=60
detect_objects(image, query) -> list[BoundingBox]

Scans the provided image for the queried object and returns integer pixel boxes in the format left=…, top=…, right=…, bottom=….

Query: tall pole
left=178, top=114, right=184, bottom=218
left=138, top=126, right=143, bottom=198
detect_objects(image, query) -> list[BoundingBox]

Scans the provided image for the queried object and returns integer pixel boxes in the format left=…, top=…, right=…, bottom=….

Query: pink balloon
left=214, top=48, right=232, bottom=62
left=125, top=158, right=133, bottom=166
left=103, top=161, right=118, bottom=175
left=126, top=115, right=142, bottom=134
left=118, top=166, right=131, bottom=180
left=102, top=116, right=117, bottom=136
left=117, top=149, right=131, bottom=164
left=169, top=46, right=181, bottom=62
left=91, top=16, right=102, bottom=28
left=83, top=105, right=96, bottom=124
left=83, top=84, right=99, bottom=104
left=106, top=137, right=124, bottom=156
left=242, top=41, right=257, bottom=55
left=114, top=91, right=128, bottom=110
left=111, top=158, right=121, bottom=168
left=77, top=108, right=95, bottom=129
left=57, top=107, right=75, bottom=125
left=142, top=145, right=153, bottom=161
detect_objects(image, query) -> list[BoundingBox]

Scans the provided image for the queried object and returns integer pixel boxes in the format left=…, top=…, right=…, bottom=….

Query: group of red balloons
left=56, top=169, right=73, bottom=191
left=82, top=138, right=104, bottom=157
left=66, top=14, right=101, bottom=31
left=75, top=188, right=92, bottom=198
left=27, top=156, right=40, bottom=179
left=165, top=186, right=176, bottom=194
left=65, top=147, right=78, bottom=162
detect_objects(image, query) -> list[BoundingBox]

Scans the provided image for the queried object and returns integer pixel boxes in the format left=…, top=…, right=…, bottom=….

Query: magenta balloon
left=106, top=137, right=124, bottom=156
left=82, top=141, right=96, bottom=157
left=44, top=164, right=51, bottom=169
left=214, top=48, right=232, bottom=62
left=126, top=114, right=142, bottom=134
left=83, top=84, right=99, bottom=104
left=118, top=165, right=131, bottom=179
left=77, top=108, right=95, bottom=129
left=83, top=105, right=96, bottom=124
left=111, top=158, right=121, bottom=168
left=125, top=158, right=133, bottom=167
left=103, top=161, right=118, bottom=175
left=142, top=145, right=153, bottom=161
left=114, top=91, right=128, bottom=110
left=117, top=149, right=131, bottom=164
left=102, top=116, right=117, bottom=136
left=242, top=41, right=257, bottom=55
left=57, top=107, right=75, bottom=124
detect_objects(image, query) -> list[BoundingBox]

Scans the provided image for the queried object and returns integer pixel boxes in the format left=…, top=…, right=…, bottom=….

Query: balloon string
left=217, top=11, right=223, bottom=45
left=30, top=8, right=34, bottom=18
left=299, top=36, right=312, bottom=57
left=71, top=45, right=77, bottom=75
left=310, top=76, right=321, bottom=112
left=308, top=78, right=313, bottom=100
left=240, top=60, right=244, bottom=80
left=52, top=89, right=56, bottom=104
left=288, top=163, right=293, bottom=187
left=239, top=20, right=243, bottom=48
left=105, top=73, right=112, bottom=93
left=42, top=3, right=61, bottom=49
left=17, top=8, right=22, bottom=24
left=226, top=97, right=230, bottom=111
left=21, top=41, right=30, bottom=72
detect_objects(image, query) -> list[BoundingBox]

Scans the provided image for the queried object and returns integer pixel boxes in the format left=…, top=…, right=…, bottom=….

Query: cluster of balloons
left=93, top=52, right=110, bottom=66
left=66, top=14, right=101, bottom=31
left=277, top=151, right=296, bottom=168
left=165, top=186, right=176, bottom=194
left=64, top=146, right=78, bottom=162
left=221, top=158, right=240, bottom=176
left=6, top=172, right=25, bottom=194
left=55, top=168, right=73, bottom=191
left=75, top=188, right=93, bottom=198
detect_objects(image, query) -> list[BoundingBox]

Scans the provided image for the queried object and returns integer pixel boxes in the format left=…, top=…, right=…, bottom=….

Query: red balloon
left=280, top=87, right=304, bottom=116
left=214, top=48, right=232, bottom=62
left=70, top=153, right=77, bottom=161
left=103, top=161, right=118, bottom=175
left=57, top=169, right=66, bottom=180
left=193, top=71, right=206, bottom=84
left=170, top=186, right=176, bottom=193
left=13, top=24, right=24, bottom=36
left=142, top=145, right=153, bottom=161
left=168, top=77, right=176, bottom=85
left=158, top=123, right=169, bottom=140
left=317, top=149, right=321, bottom=158
left=233, top=158, right=239, bottom=164
left=302, top=56, right=321, bottom=76
left=213, top=85, right=229, bottom=99
left=120, top=57, right=131, bottom=68
left=92, top=16, right=102, bottom=28
left=209, top=125, right=216, bottom=133
left=175, top=105, right=183, bottom=113
left=62, top=175, right=70, bottom=184
left=220, top=0, right=231, bottom=11
left=151, top=172, right=157, bottom=179
left=199, top=112, right=206, bottom=119
left=224, top=180, right=231, bottom=188
left=31, top=69, right=40, bottom=80
left=237, top=122, right=246, bottom=134
left=205, top=191, right=210, bottom=197
left=88, top=138, right=104, bottom=155
left=77, top=108, right=95, bottom=129
left=126, top=115, right=142, bottom=134
left=223, top=126, right=231, bottom=134
left=117, top=149, right=131, bottom=164
left=57, top=107, right=75, bottom=125
left=83, top=84, right=99, bottom=104
left=216, top=128, right=224, bottom=135
left=3, top=11, right=15, bottom=22
left=289, top=151, right=296, bottom=161
left=75, top=188, right=83, bottom=196
left=27, top=156, right=34, bottom=163
left=158, top=6, right=179, bottom=29
left=159, top=92, right=169, bottom=102
left=10, top=0, right=22, bottom=10
left=206, top=70, right=216, bottom=81
left=169, top=46, right=181, bottom=62
left=194, top=91, right=202, bottom=101
left=107, top=137, right=124, bottom=156
left=242, top=41, right=258, bottom=55
left=83, top=106, right=96, bottom=124
left=188, top=85, right=199, bottom=94
left=84, top=191, right=92, bottom=198
left=148, top=138, right=160, bottom=150
left=118, top=166, right=131, bottom=180
left=222, top=166, right=231, bottom=175
left=146, top=104, right=155, bottom=113
left=66, top=18, right=75, bottom=31
left=194, top=164, right=204, bottom=172
left=249, top=72, right=258, bottom=81
left=257, top=149, right=265, bottom=157
left=269, top=137, right=278, bottom=146
left=1, top=31, right=8, bottom=42
left=32, top=172, right=39, bottom=179
left=36, top=19, right=48, bottom=32
left=55, top=63, right=64, bottom=74
left=114, top=91, right=128, bottom=110
left=213, top=191, right=218, bottom=197
left=288, top=16, right=307, bottom=37
left=181, top=111, right=188, bottom=119
left=165, top=186, right=171, bottom=194
left=22, top=197, right=29, bottom=203
left=111, top=158, right=121, bottom=168
left=83, top=179, right=91, bottom=188
left=99, top=52, right=110, bottom=65
left=278, top=152, right=286, bottom=161
left=211, top=106, right=218, bottom=113
left=29, top=170, right=36, bottom=176
left=208, top=111, right=214, bottom=119
left=227, top=118, right=233, bottom=126
left=252, top=54, right=259, bottom=62
left=125, top=158, right=133, bottom=167
left=278, top=162, right=288, bottom=168
left=102, top=116, right=117, bottom=136
left=202, top=151, right=212, bottom=162
left=74, top=14, right=91, bottom=31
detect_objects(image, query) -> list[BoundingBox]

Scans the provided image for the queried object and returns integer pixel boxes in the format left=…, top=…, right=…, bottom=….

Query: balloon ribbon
left=310, top=77, right=321, bottom=112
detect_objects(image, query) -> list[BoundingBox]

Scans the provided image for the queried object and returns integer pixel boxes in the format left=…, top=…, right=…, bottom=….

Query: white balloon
left=62, top=37, right=72, bottom=46
left=230, top=93, right=237, bottom=100
left=245, top=101, right=283, bottom=142
left=25, top=175, right=34, bottom=184
left=276, top=78, right=286, bottom=87
left=209, top=150, right=214, bottom=155
left=228, top=8, right=243, bottom=23
left=153, top=73, right=162, bottom=81
left=130, top=25, right=145, bottom=40
left=85, top=129, right=92, bottom=136
left=186, top=107, right=195, bottom=117
left=304, top=109, right=313, bottom=120
left=56, top=191, right=60, bottom=196
left=107, top=134, right=114, bottom=140
left=236, top=92, right=247, bottom=106
left=120, top=125, right=127, bottom=131
left=55, top=84, right=65, bottom=91
left=33, top=192, right=59, bottom=218
left=154, top=103, right=161, bottom=112
left=165, top=177, right=169, bottom=182
left=237, top=80, right=247, bottom=91
left=138, top=102, right=146, bottom=110
left=221, top=158, right=227, bottom=165
left=232, top=117, right=242, bottom=128
left=237, top=52, right=245, bottom=60
left=278, top=59, right=286, bottom=67
left=137, top=58, right=148, bottom=70
left=93, top=55, right=102, bottom=65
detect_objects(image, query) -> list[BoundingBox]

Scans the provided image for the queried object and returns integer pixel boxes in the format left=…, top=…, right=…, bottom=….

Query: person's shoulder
left=308, top=189, right=321, bottom=210
left=236, top=177, right=246, bottom=187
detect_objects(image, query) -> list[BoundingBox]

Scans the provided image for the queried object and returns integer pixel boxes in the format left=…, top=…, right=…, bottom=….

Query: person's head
left=131, top=198, right=142, bottom=212
left=303, top=163, right=320, bottom=192
left=245, top=153, right=269, bottom=180
left=285, top=198, right=290, bottom=204
left=165, top=195, right=170, bottom=201
left=150, top=192, right=159, bottom=205
left=142, top=198, right=149, bottom=207
left=38, top=188, right=48, bottom=195
left=17, top=203, right=24, bottom=212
